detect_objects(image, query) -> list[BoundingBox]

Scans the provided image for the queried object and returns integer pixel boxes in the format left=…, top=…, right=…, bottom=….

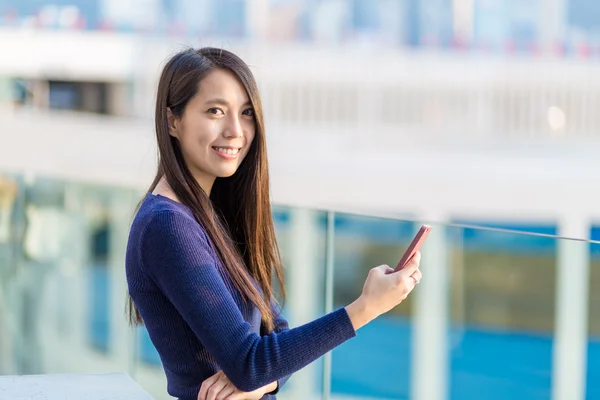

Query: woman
left=125, top=47, right=422, bottom=400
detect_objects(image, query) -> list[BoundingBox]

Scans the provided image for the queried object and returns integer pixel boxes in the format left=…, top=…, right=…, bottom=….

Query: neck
left=193, top=173, right=215, bottom=196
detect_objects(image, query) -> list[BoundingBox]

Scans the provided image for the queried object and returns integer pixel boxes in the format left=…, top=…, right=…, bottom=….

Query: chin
left=216, top=168, right=239, bottom=178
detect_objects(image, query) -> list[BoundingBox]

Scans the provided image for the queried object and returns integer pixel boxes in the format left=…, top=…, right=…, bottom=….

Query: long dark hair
left=127, top=47, right=286, bottom=332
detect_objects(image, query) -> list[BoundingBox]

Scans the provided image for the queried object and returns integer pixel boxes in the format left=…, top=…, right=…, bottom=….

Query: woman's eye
left=242, top=108, right=255, bottom=117
left=208, top=108, right=224, bottom=115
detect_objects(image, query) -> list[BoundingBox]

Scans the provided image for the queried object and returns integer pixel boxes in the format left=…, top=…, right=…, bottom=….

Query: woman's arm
left=141, top=210, right=357, bottom=392
left=263, top=299, right=291, bottom=394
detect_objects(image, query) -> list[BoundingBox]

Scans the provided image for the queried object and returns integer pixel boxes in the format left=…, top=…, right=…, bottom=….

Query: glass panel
left=0, top=173, right=22, bottom=375
left=0, top=174, right=139, bottom=378
left=272, top=205, right=328, bottom=399
left=587, top=229, right=600, bottom=399
left=331, top=212, right=415, bottom=399
left=448, top=223, right=557, bottom=399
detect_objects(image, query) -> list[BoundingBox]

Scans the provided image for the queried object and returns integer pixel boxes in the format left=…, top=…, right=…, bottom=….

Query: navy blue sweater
left=125, top=194, right=356, bottom=399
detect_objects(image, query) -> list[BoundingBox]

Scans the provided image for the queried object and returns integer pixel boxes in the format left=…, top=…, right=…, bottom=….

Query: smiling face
left=168, top=68, right=256, bottom=195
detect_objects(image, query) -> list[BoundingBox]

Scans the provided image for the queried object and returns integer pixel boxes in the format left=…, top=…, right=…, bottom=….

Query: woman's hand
left=197, top=370, right=277, bottom=400
left=345, top=251, right=422, bottom=330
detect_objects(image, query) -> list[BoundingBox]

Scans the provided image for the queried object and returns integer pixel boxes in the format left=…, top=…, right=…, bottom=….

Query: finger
left=382, top=264, right=395, bottom=274
left=198, top=372, right=223, bottom=400
left=215, top=382, right=236, bottom=400
left=411, top=250, right=422, bottom=267
left=372, top=264, right=392, bottom=275
left=399, top=251, right=420, bottom=276
left=397, top=270, right=418, bottom=293
left=411, top=269, right=422, bottom=284
left=206, top=375, right=229, bottom=400
left=402, top=274, right=417, bottom=293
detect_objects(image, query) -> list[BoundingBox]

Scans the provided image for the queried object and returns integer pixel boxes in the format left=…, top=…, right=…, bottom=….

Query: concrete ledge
left=0, top=372, right=155, bottom=399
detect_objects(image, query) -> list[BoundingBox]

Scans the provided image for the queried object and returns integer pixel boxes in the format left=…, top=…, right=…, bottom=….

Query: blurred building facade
left=0, top=0, right=599, bottom=47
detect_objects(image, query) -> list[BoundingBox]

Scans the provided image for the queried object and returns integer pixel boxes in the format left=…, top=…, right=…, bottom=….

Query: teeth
left=216, top=147, right=239, bottom=155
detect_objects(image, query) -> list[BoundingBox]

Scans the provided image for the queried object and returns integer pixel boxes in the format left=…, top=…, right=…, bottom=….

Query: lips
left=212, top=147, right=240, bottom=156
left=212, top=146, right=242, bottom=160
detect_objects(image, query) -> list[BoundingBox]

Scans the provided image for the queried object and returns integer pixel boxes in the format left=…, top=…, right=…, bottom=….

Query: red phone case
left=395, top=225, right=431, bottom=271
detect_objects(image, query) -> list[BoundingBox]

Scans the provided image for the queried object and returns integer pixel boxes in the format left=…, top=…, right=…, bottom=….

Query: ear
left=167, top=108, right=179, bottom=138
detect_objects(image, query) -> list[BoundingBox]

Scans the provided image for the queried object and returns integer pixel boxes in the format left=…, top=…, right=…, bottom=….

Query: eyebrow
left=204, top=98, right=252, bottom=107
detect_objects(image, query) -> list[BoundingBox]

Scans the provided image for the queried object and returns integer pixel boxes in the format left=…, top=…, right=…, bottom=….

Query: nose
left=223, top=115, right=243, bottom=139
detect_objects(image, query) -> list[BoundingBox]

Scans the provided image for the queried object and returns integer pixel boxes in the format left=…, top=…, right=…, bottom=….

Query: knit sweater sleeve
left=264, top=299, right=291, bottom=394
left=140, top=210, right=356, bottom=392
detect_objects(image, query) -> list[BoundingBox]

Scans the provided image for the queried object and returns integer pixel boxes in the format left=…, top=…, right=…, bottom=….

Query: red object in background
left=576, top=42, right=591, bottom=58
left=74, top=16, right=86, bottom=30
left=97, top=19, right=115, bottom=31
left=505, top=39, right=517, bottom=55
left=451, top=35, right=468, bottom=51
left=4, top=8, right=18, bottom=24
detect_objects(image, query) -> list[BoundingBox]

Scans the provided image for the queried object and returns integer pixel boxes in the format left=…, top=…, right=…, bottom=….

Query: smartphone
left=394, top=225, right=432, bottom=272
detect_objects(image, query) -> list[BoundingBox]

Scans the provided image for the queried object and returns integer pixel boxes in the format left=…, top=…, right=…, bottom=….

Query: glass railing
left=1, top=171, right=599, bottom=400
